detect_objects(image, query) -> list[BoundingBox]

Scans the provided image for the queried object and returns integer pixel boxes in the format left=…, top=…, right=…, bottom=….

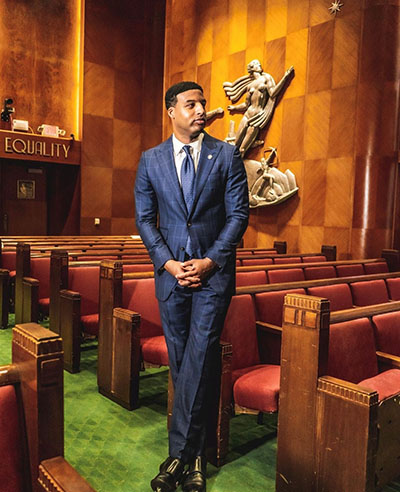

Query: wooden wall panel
left=247, top=0, right=265, bottom=48
left=0, top=0, right=81, bottom=136
left=328, top=86, right=356, bottom=157
left=307, top=21, right=334, bottom=93
left=265, top=0, right=287, bottom=42
left=164, top=0, right=400, bottom=258
left=0, top=0, right=82, bottom=235
left=81, top=0, right=165, bottom=234
left=304, top=91, right=331, bottom=160
left=281, top=97, right=305, bottom=162
left=332, top=10, right=361, bottom=88
left=325, top=157, right=354, bottom=229
left=285, top=28, right=308, bottom=98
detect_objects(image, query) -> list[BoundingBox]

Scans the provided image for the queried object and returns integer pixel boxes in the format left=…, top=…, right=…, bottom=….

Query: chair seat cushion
left=233, top=364, right=280, bottom=413
left=141, top=336, right=168, bottom=366
left=0, top=385, right=24, bottom=492
left=39, top=297, right=49, bottom=316
left=81, top=314, right=99, bottom=336
left=9, top=270, right=16, bottom=278
left=359, top=369, right=400, bottom=401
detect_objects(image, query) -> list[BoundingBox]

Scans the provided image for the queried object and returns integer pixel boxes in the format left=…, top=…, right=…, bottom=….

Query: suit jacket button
left=180, top=247, right=185, bottom=251
left=187, top=222, right=192, bottom=227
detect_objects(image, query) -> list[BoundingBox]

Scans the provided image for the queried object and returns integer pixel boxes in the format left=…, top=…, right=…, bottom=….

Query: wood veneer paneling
left=163, top=0, right=400, bottom=259
left=81, top=0, right=165, bottom=234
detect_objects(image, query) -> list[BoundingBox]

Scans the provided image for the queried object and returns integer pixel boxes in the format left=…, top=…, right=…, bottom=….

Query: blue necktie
left=181, top=145, right=195, bottom=211
left=181, top=145, right=195, bottom=256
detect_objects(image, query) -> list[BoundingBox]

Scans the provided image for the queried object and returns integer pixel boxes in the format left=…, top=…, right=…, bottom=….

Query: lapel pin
left=207, top=154, right=213, bottom=160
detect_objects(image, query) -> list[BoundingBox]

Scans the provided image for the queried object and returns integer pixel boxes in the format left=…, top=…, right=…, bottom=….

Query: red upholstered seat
left=302, top=255, right=327, bottom=263
left=123, top=263, right=154, bottom=273
left=359, top=369, right=400, bottom=401
left=304, top=266, right=336, bottom=280
left=350, top=279, right=389, bottom=306
left=307, top=284, right=353, bottom=311
left=80, top=314, right=99, bottom=337
left=122, top=278, right=167, bottom=366
left=236, top=259, right=241, bottom=266
left=222, top=295, right=259, bottom=371
left=236, top=251, right=250, bottom=256
left=30, top=257, right=51, bottom=316
left=268, top=268, right=305, bottom=284
left=141, top=336, right=168, bottom=366
left=69, top=267, right=100, bottom=316
left=328, top=318, right=378, bottom=384
left=328, top=317, right=400, bottom=400
left=386, top=278, right=400, bottom=300
left=336, top=264, right=364, bottom=277
left=68, top=266, right=100, bottom=335
left=241, top=258, right=273, bottom=266
left=221, top=294, right=280, bottom=413
left=1, top=251, right=16, bottom=271
left=30, top=257, right=50, bottom=300
left=274, top=256, right=301, bottom=264
left=372, top=311, right=400, bottom=356
left=236, top=270, right=267, bottom=287
left=123, top=279, right=162, bottom=338
left=0, top=385, right=24, bottom=492
left=122, top=254, right=150, bottom=260
left=76, top=255, right=117, bottom=261
left=254, top=288, right=306, bottom=326
left=233, top=365, right=280, bottom=413
left=363, top=261, right=389, bottom=274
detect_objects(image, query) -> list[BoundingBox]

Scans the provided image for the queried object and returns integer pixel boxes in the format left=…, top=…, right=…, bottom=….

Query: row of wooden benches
left=12, top=254, right=391, bottom=373
left=275, top=294, right=400, bottom=491
left=98, top=269, right=400, bottom=491
left=1, top=241, right=336, bottom=329
left=3, top=291, right=399, bottom=491
left=1, top=322, right=95, bottom=491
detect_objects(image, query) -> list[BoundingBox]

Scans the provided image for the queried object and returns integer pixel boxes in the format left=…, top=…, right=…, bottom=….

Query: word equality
left=4, top=137, right=70, bottom=159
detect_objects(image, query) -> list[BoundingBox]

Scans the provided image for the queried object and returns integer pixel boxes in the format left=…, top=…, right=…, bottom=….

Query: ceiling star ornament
left=329, top=1, right=343, bottom=15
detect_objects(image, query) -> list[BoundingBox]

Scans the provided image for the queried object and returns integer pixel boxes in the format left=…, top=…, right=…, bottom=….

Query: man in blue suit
left=135, top=81, right=249, bottom=492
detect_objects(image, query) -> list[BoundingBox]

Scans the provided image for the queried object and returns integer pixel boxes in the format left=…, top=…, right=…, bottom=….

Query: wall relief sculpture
left=245, top=147, right=298, bottom=208
left=220, top=59, right=298, bottom=208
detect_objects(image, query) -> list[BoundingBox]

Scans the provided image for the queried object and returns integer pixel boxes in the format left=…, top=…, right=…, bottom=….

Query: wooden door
left=0, top=159, right=47, bottom=235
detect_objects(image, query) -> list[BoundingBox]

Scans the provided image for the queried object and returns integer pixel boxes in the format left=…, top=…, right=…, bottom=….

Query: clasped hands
left=164, top=257, right=216, bottom=288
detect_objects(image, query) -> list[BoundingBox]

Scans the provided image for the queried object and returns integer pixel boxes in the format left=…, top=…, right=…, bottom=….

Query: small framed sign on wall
left=17, top=180, right=35, bottom=199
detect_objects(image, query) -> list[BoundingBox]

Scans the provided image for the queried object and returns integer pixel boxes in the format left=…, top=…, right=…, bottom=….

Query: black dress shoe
left=181, top=456, right=206, bottom=492
left=150, top=457, right=185, bottom=492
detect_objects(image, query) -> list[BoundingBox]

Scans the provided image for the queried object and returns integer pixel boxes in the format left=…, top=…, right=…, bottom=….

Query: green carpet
left=1, top=318, right=400, bottom=491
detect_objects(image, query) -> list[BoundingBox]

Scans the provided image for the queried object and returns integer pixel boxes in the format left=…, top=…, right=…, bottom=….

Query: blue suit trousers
left=158, top=283, right=231, bottom=462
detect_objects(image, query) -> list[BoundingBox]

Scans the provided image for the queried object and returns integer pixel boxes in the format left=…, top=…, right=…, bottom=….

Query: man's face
left=168, top=89, right=206, bottom=142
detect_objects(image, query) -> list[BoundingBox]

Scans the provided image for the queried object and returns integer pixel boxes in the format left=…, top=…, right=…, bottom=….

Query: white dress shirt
left=172, top=132, right=204, bottom=185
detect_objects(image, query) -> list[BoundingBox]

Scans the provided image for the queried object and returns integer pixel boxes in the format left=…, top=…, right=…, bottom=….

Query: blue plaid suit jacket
left=134, top=132, right=249, bottom=301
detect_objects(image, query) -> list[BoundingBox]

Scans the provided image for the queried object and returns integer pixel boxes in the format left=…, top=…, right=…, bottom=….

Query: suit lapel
left=190, top=133, right=221, bottom=215
left=156, top=137, right=187, bottom=216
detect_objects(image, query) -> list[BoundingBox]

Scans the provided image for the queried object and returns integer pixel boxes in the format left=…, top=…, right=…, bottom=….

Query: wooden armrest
left=219, top=339, right=232, bottom=354
left=376, top=351, right=400, bottom=369
left=22, top=276, right=39, bottom=286
left=113, top=307, right=140, bottom=321
left=256, top=320, right=282, bottom=334
left=60, top=289, right=80, bottom=300
left=0, top=364, right=19, bottom=385
left=331, top=301, right=400, bottom=323
left=318, top=375, right=378, bottom=400
left=0, top=268, right=9, bottom=276
left=38, top=456, right=96, bottom=491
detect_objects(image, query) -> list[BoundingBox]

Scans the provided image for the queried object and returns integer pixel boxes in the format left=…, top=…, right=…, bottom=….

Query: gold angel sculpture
left=223, top=59, right=294, bottom=157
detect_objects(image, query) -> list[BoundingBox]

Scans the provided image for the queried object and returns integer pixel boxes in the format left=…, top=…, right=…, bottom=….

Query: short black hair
left=165, top=81, right=204, bottom=109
